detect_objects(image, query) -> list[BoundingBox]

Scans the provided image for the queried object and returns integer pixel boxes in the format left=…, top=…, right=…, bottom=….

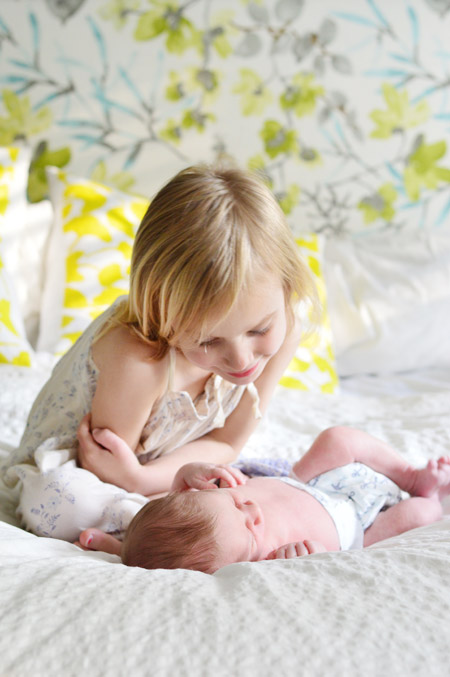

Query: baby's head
left=122, top=491, right=220, bottom=574
left=114, top=164, right=318, bottom=357
left=122, top=484, right=265, bottom=573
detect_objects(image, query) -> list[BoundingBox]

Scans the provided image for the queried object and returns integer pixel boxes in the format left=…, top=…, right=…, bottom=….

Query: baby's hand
left=266, top=540, right=327, bottom=560
left=171, top=463, right=247, bottom=492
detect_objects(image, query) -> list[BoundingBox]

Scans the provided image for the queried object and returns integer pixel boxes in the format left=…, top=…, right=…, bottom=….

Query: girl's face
left=178, top=275, right=288, bottom=386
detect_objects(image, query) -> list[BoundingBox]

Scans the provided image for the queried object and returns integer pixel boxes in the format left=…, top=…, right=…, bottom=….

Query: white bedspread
left=1, top=361, right=450, bottom=677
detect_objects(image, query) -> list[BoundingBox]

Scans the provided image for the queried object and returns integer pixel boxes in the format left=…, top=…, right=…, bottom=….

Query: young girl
left=3, top=164, right=317, bottom=543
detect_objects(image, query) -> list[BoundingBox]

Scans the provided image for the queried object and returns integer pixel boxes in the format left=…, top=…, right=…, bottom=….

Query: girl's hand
left=171, top=462, right=248, bottom=492
left=265, top=540, right=327, bottom=560
left=77, top=414, right=141, bottom=492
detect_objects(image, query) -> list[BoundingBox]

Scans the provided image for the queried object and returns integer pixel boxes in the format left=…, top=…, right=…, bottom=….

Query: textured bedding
left=1, top=362, right=450, bottom=677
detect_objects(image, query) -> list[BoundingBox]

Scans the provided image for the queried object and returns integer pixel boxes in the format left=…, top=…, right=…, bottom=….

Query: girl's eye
left=250, top=325, right=270, bottom=337
left=199, top=338, right=217, bottom=348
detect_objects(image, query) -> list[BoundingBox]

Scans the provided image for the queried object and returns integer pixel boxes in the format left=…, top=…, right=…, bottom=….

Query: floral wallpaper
left=1, top=0, right=450, bottom=234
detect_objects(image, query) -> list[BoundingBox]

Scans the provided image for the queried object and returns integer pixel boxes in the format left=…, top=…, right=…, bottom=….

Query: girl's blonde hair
left=104, top=164, right=318, bottom=358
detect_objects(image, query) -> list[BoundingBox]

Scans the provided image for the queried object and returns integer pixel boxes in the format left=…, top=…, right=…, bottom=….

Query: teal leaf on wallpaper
left=389, top=54, right=413, bottom=64
left=72, top=134, right=106, bottom=146
left=91, top=82, right=139, bottom=118
left=29, top=11, right=39, bottom=54
left=9, top=59, right=39, bottom=71
left=407, top=6, right=419, bottom=47
left=119, top=67, right=145, bottom=105
left=88, top=17, right=107, bottom=66
left=365, top=69, right=412, bottom=77
left=58, top=119, right=104, bottom=129
left=1, top=76, right=29, bottom=85
left=366, top=0, right=390, bottom=28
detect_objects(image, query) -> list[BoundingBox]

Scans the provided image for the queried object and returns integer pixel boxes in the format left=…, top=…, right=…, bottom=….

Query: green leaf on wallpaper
left=279, top=73, right=324, bottom=117
left=99, top=0, right=141, bottom=30
left=404, top=138, right=450, bottom=201
left=278, top=184, right=301, bottom=215
left=0, top=90, right=52, bottom=145
left=211, top=30, right=232, bottom=59
left=135, top=9, right=202, bottom=55
left=91, top=161, right=135, bottom=193
left=358, top=183, right=397, bottom=223
left=166, top=72, right=185, bottom=101
left=260, top=120, right=299, bottom=159
left=28, top=142, right=71, bottom=202
left=134, top=10, right=166, bottom=40
left=233, top=69, right=273, bottom=115
left=370, top=83, right=430, bottom=139
left=181, top=110, right=215, bottom=131
left=160, top=118, right=182, bottom=144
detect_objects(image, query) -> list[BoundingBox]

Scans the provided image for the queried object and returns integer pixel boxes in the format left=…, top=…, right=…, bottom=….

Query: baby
left=122, top=426, right=450, bottom=573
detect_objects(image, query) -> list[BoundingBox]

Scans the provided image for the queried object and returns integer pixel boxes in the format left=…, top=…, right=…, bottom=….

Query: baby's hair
left=102, top=163, right=318, bottom=357
left=122, top=491, right=219, bottom=574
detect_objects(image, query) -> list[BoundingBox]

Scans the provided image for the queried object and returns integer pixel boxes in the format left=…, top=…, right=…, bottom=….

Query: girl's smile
left=177, top=274, right=288, bottom=386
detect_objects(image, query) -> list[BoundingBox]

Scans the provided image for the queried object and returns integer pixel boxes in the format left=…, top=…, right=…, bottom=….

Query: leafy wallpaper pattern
left=2, top=0, right=450, bottom=234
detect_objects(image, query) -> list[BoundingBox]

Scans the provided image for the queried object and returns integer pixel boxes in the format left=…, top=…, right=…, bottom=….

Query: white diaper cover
left=279, top=462, right=405, bottom=550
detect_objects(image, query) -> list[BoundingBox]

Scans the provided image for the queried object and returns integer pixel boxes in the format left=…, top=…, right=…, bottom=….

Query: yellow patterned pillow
left=38, top=169, right=149, bottom=356
left=0, top=146, right=34, bottom=367
left=279, top=234, right=338, bottom=394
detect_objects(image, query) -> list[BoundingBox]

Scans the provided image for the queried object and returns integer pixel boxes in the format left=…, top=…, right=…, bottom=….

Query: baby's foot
left=75, top=528, right=122, bottom=556
left=411, top=456, right=450, bottom=500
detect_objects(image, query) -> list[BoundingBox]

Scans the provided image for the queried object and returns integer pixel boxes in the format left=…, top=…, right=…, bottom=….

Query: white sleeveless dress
left=2, top=298, right=260, bottom=541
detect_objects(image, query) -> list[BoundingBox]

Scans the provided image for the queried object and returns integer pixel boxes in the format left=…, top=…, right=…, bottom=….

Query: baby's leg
left=292, top=426, right=448, bottom=497
left=363, top=496, right=443, bottom=546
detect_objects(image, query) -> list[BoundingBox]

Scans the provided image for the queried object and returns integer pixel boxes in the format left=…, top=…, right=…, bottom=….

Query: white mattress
left=1, top=359, right=450, bottom=677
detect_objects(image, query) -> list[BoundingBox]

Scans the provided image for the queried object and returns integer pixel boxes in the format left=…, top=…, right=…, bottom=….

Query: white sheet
left=1, top=360, right=450, bottom=676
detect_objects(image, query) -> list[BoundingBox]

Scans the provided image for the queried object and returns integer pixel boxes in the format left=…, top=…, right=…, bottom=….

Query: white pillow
left=324, top=229, right=450, bottom=376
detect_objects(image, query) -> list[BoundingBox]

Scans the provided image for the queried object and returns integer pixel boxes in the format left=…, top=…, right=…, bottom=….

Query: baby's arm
left=266, top=540, right=328, bottom=560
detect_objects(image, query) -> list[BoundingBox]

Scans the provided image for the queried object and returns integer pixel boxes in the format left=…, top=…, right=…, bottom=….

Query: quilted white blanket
left=1, top=362, right=450, bottom=677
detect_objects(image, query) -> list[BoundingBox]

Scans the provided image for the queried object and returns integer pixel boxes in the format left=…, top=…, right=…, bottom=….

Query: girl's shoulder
left=92, top=325, right=165, bottom=378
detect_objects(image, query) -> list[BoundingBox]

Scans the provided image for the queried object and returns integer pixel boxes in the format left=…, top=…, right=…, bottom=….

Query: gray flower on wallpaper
left=424, top=0, right=450, bottom=16
left=45, top=0, right=86, bottom=22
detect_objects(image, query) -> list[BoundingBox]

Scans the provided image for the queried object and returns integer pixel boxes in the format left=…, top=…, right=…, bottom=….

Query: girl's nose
left=224, top=340, right=253, bottom=371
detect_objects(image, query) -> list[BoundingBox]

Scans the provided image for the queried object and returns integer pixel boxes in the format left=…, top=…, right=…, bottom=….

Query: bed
left=1, top=1, right=450, bottom=675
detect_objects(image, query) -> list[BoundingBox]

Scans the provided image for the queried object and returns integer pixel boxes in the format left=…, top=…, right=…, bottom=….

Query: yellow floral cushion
left=0, top=146, right=34, bottom=367
left=279, top=235, right=338, bottom=394
left=38, top=169, right=149, bottom=356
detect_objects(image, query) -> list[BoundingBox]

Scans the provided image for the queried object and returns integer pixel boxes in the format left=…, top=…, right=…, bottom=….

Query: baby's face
left=197, top=487, right=266, bottom=569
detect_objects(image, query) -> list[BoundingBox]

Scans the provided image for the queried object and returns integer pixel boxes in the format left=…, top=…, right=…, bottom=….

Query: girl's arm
left=78, top=320, right=301, bottom=495
left=78, top=327, right=166, bottom=486
left=129, top=319, right=302, bottom=494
